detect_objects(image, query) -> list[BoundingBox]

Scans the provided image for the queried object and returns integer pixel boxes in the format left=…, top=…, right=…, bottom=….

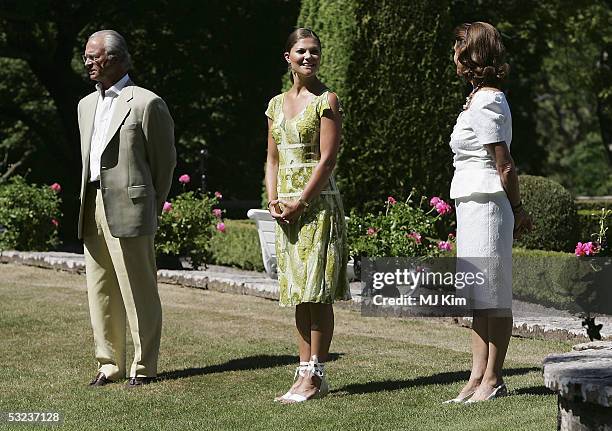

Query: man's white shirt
left=89, top=73, right=130, bottom=182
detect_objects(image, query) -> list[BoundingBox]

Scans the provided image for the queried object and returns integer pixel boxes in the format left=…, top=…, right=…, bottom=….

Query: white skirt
left=455, top=192, right=514, bottom=310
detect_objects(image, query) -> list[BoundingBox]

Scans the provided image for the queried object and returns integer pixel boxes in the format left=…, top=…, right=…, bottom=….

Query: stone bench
left=543, top=341, right=612, bottom=430
left=247, top=209, right=354, bottom=280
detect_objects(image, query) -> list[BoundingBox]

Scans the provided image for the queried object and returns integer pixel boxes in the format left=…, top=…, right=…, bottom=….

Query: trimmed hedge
left=296, top=0, right=355, bottom=100
left=516, top=175, right=578, bottom=252
left=296, top=0, right=463, bottom=211
left=575, top=199, right=612, bottom=212
left=512, top=248, right=612, bottom=315
left=209, top=219, right=264, bottom=271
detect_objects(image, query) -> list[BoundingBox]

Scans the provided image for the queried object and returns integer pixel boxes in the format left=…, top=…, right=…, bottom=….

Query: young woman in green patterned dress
left=264, top=28, right=350, bottom=403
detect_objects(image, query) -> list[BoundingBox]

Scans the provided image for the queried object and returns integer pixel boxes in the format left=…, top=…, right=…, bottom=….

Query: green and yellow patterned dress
left=265, top=91, right=350, bottom=306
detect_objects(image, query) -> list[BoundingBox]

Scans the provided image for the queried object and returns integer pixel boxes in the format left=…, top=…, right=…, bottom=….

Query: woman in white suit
left=445, top=22, right=533, bottom=403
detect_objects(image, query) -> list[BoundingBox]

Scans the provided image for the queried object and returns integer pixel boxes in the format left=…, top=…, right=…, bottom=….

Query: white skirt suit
left=449, top=91, right=513, bottom=310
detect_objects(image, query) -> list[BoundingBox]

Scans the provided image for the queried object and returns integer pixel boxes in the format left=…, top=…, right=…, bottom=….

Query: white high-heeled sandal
left=273, top=362, right=309, bottom=402
left=282, top=356, right=329, bottom=403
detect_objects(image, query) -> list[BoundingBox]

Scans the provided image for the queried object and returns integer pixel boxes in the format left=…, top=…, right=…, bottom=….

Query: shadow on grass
left=158, top=352, right=344, bottom=381
left=512, top=385, right=555, bottom=396
left=332, top=366, right=540, bottom=395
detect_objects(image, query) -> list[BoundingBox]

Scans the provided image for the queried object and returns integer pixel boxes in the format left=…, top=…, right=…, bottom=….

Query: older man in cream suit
left=77, top=30, right=176, bottom=387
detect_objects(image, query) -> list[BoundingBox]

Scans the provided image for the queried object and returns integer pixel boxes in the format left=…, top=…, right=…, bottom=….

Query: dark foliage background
left=0, top=0, right=298, bottom=245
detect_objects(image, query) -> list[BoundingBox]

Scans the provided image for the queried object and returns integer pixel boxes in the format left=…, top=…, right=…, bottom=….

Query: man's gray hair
left=89, top=30, right=132, bottom=70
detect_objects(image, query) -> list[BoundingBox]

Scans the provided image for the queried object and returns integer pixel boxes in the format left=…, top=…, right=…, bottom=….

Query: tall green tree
left=451, top=0, right=612, bottom=195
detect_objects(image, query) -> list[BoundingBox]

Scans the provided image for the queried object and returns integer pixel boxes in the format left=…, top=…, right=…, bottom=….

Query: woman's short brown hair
left=454, top=22, right=510, bottom=87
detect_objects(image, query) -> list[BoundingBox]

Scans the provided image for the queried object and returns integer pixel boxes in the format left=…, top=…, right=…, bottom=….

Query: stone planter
left=543, top=341, right=612, bottom=430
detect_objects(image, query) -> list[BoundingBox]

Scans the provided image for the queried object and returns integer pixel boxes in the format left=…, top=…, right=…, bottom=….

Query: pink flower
left=407, top=231, right=422, bottom=244
left=162, top=202, right=172, bottom=213
left=51, top=218, right=59, bottom=227
left=437, top=202, right=452, bottom=215
left=430, top=197, right=452, bottom=215
left=430, top=197, right=442, bottom=206
left=448, top=232, right=455, bottom=240
left=387, top=196, right=397, bottom=205
left=575, top=241, right=599, bottom=256
left=366, top=227, right=378, bottom=236
left=50, top=183, right=61, bottom=193
left=216, top=222, right=226, bottom=233
left=212, top=208, right=222, bottom=218
left=178, top=174, right=190, bottom=184
left=438, top=241, right=453, bottom=251
left=214, top=191, right=223, bottom=199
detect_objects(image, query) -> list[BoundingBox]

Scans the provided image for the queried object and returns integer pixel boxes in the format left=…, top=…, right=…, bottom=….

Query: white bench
left=247, top=209, right=355, bottom=280
left=246, top=209, right=279, bottom=278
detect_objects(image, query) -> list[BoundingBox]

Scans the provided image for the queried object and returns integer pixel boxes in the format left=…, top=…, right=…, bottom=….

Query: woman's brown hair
left=454, top=22, right=510, bottom=87
left=285, top=27, right=321, bottom=53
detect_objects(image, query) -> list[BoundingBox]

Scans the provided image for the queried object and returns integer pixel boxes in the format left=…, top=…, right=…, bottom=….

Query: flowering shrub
left=156, top=190, right=222, bottom=269
left=0, top=176, right=62, bottom=251
left=347, top=192, right=455, bottom=258
left=575, top=208, right=611, bottom=257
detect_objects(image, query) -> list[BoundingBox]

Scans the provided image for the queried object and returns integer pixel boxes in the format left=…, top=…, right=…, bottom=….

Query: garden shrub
left=156, top=191, right=218, bottom=269
left=0, top=176, right=61, bottom=251
left=515, top=175, right=578, bottom=252
left=209, top=220, right=264, bottom=271
left=338, top=1, right=462, bottom=211
left=347, top=193, right=455, bottom=258
left=296, top=0, right=356, bottom=99
left=296, top=0, right=463, bottom=212
left=512, top=248, right=612, bottom=315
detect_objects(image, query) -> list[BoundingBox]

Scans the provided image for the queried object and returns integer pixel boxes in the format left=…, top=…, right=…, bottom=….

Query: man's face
left=83, top=36, right=110, bottom=82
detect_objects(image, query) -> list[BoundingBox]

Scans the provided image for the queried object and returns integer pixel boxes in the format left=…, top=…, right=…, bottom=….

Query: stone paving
left=2, top=250, right=611, bottom=341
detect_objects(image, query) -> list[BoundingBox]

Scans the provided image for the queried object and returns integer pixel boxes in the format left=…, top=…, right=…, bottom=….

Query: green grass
left=0, top=263, right=570, bottom=431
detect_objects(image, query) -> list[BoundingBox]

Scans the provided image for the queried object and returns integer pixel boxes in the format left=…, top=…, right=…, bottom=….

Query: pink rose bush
left=0, top=176, right=61, bottom=250
left=347, top=192, right=455, bottom=258
left=156, top=178, right=224, bottom=268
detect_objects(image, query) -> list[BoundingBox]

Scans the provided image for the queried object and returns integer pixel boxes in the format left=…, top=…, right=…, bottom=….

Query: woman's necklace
left=462, top=82, right=484, bottom=110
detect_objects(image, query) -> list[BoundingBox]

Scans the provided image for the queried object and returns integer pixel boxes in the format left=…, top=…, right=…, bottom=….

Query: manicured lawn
left=0, top=263, right=569, bottom=430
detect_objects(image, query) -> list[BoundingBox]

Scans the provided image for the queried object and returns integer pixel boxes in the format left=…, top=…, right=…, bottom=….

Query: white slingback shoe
left=273, top=362, right=309, bottom=402
left=282, top=356, right=329, bottom=403
left=442, top=390, right=476, bottom=404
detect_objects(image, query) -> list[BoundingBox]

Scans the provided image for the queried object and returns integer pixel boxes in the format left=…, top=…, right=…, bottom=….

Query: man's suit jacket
left=77, top=81, right=176, bottom=239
